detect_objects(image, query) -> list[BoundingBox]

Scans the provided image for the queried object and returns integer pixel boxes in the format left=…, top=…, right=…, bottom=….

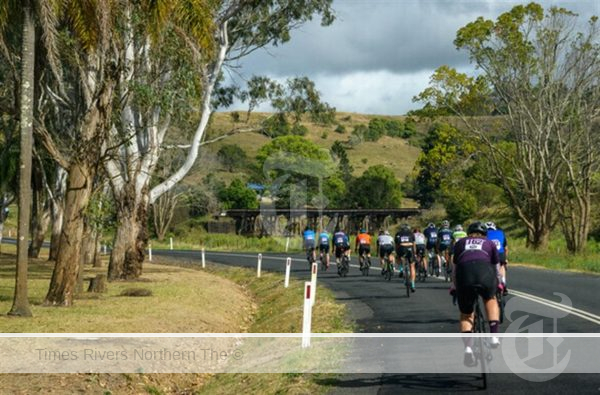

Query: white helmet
left=485, top=221, right=496, bottom=230
left=441, top=220, right=450, bottom=228
left=384, top=230, right=390, bottom=236
left=454, top=225, right=463, bottom=232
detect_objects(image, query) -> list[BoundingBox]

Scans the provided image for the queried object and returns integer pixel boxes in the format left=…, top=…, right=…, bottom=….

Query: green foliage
left=443, top=188, right=477, bottom=224
left=334, top=124, right=346, bottom=134
left=217, top=144, right=247, bottom=172
left=256, top=136, right=335, bottom=209
left=330, top=141, right=353, bottom=183
left=218, top=179, right=258, bottom=210
left=349, top=165, right=402, bottom=209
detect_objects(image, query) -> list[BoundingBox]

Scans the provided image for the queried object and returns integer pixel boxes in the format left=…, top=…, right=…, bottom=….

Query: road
left=155, top=248, right=600, bottom=394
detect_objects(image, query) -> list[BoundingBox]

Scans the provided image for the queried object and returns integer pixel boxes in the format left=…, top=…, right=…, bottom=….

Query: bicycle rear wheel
left=474, top=297, right=488, bottom=389
left=404, top=261, right=411, bottom=298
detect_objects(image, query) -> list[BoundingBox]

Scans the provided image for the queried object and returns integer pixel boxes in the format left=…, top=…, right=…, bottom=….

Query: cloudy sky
left=224, top=0, right=599, bottom=115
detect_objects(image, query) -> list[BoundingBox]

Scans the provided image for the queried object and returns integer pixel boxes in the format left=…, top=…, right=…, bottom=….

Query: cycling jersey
left=377, top=234, right=394, bottom=246
left=394, top=229, right=414, bottom=246
left=318, top=232, right=330, bottom=246
left=486, top=229, right=507, bottom=254
left=333, top=232, right=349, bottom=248
left=424, top=226, right=438, bottom=249
left=303, top=230, right=316, bottom=249
left=414, top=232, right=426, bottom=246
left=452, top=230, right=467, bottom=241
left=438, top=227, right=453, bottom=247
left=356, top=233, right=372, bottom=246
left=453, top=236, right=499, bottom=266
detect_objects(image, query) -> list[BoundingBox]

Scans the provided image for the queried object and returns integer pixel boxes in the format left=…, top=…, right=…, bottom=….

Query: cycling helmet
left=360, top=228, right=366, bottom=234
left=378, top=230, right=384, bottom=235
left=454, top=225, right=463, bottom=232
left=441, top=220, right=450, bottom=228
left=427, top=222, right=435, bottom=228
left=401, top=223, right=410, bottom=231
left=384, top=230, right=390, bottom=236
left=467, top=221, right=487, bottom=236
left=485, top=221, right=496, bottom=230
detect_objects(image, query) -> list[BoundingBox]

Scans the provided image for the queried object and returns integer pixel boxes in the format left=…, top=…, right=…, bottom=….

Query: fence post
left=284, top=257, right=291, bottom=288
left=202, top=248, right=206, bottom=268
left=148, top=243, right=152, bottom=262
left=257, top=253, right=262, bottom=277
left=169, top=237, right=173, bottom=250
left=302, top=281, right=312, bottom=348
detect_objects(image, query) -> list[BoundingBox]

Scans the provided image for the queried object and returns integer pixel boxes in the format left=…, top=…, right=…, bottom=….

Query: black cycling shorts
left=334, top=245, right=349, bottom=258
left=426, top=242, right=437, bottom=251
left=319, top=244, right=330, bottom=254
left=358, top=245, right=371, bottom=256
left=438, top=243, right=451, bottom=252
left=396, top=246, right=413, bottom=262
left=416, top=245, right=425, bottom=256
left=304, top=240, right=315, bottom=250
left=379, top=245, right=394, bottom=258
left=499, top=252, right=507, bottom=265
left=455, top=261, right=498, bottom=315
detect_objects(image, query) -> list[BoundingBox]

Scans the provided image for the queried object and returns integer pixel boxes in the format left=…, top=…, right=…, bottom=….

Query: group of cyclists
left=303, top=219, right=510, bottom=366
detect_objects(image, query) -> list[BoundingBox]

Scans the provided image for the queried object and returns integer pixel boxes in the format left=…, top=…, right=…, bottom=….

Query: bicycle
left=382, top=254, right=394, bottom=281
left=427, top=250, right=440, bottom=277
left=400, top=256, right=412, bottom=297
left=306, top=247, right=316, bottom=270
left=319, top=250, right=328, bottom=272
left=496, top=287, right=506, bottom=324
left=441, top=254, right=452, bottom=282
left=359, top=251, right=371, bottom=276
left=415, top=252, right=427, bottom=282
left=338, top=254, right=350, bottom=277
left=471, top=287, right=493, bottom=390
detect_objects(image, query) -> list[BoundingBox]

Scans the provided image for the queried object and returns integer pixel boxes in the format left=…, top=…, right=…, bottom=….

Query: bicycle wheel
left=474, top=297, right=489, bottom=390
left=385, top=259, right=392, bottom=281
left=365, top=257, right=371, bottom=276
left=404, top=262, right=411, bottom=298
left=443, top=257, right=450, bottom=282
left=497, top=289, right=505, bottom=324
left=342, top=256, right=349, bottom=277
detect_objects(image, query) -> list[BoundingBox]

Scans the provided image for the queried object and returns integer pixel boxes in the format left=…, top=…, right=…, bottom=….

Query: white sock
left=465, top=346, right=473, bottom=353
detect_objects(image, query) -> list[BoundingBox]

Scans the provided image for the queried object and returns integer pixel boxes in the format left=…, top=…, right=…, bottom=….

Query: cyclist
left=332, top=228, right=351, bottom=274
left=318, top=230, right=331, bottom=270
left=355, top=228, right=372, bottom=270
left=377, top=230, right=395, bottom=274
left=437, top=220, right=453, bottom=276
left=413, top=227, right=427, bottom=276
left=303, top=226, right=317, bottom=264
left=423, top=222, right=440, bottom=276
left=451, top=224, right=467, bottom=262
left=395, top=223, right=416, bottom=292
left=485, top=221, right=508, bottom=296
left=452, top=221, right=502, bottom=366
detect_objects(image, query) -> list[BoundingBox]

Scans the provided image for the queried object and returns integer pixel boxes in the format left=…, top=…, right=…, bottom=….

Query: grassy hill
left=180, top=112, right=425, bottom=205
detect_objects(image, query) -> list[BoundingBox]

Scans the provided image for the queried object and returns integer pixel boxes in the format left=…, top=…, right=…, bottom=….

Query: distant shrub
left=321, top=131, right=329, bottom=139
left=334, top=124, right=346, bottom=134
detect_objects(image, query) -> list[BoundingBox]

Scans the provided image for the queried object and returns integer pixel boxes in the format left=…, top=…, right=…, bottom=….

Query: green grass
left=509, top=237, right=600, bottom=273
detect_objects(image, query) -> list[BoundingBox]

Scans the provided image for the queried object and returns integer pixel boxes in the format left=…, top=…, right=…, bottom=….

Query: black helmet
left=401, top=223, right=410, bottom=231
left=467, top=221, right=487, bottom=236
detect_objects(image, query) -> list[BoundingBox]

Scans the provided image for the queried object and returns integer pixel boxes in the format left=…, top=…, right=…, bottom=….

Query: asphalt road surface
left=155, top=248, right=600, bottom=394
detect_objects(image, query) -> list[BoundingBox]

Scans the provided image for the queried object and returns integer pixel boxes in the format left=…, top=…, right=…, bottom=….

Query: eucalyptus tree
left=34, top=0, right=121, bottom=306
left=105, top=0, right=335, bottom=279
left=415, top=3, right=600, bottom=251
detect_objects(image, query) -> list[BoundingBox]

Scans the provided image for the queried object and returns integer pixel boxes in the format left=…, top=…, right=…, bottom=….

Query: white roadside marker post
left=169, top=237, right=173, bottom=250
left=284, top=257, right=292, bottom=288
left=148, top=243, right=152, bottom=262
left=103, top=244, right=107, bottom=255
left=285, top=237, right=290, bottom=252
left=311, top=261, right=318, bottom=307
left=257, top=253, right=262, bottom=278
left=302, top=281, right=312, bottom=348
left=202, top=248, right=206, bottom=268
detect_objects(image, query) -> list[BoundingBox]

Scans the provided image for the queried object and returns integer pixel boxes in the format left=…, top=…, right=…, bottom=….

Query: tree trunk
left=44, top=163, right=93, bottom=306
left=49, top=167, right=67, bottom=261
left=108, top=191, right=148, bottom=280
left=9, top=5, right=35, bottom=317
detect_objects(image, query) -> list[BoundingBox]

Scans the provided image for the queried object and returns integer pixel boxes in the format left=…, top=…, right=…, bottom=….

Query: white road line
left=186, top=251, right=600, bottom=326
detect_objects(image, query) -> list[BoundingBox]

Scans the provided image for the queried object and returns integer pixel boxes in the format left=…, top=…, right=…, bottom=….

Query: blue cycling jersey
left=303, top=230, right=316, bottom=241
left=438, top=228, right=453, bottom=245
left=318, top=232, right=330, bottom=245
left=486, top=229, right=507, bottom=254
left=333, top=232, right=349, bottom=247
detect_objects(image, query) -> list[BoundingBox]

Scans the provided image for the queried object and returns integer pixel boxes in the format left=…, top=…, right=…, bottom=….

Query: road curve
left=154, top=249, right=600, bottom=394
